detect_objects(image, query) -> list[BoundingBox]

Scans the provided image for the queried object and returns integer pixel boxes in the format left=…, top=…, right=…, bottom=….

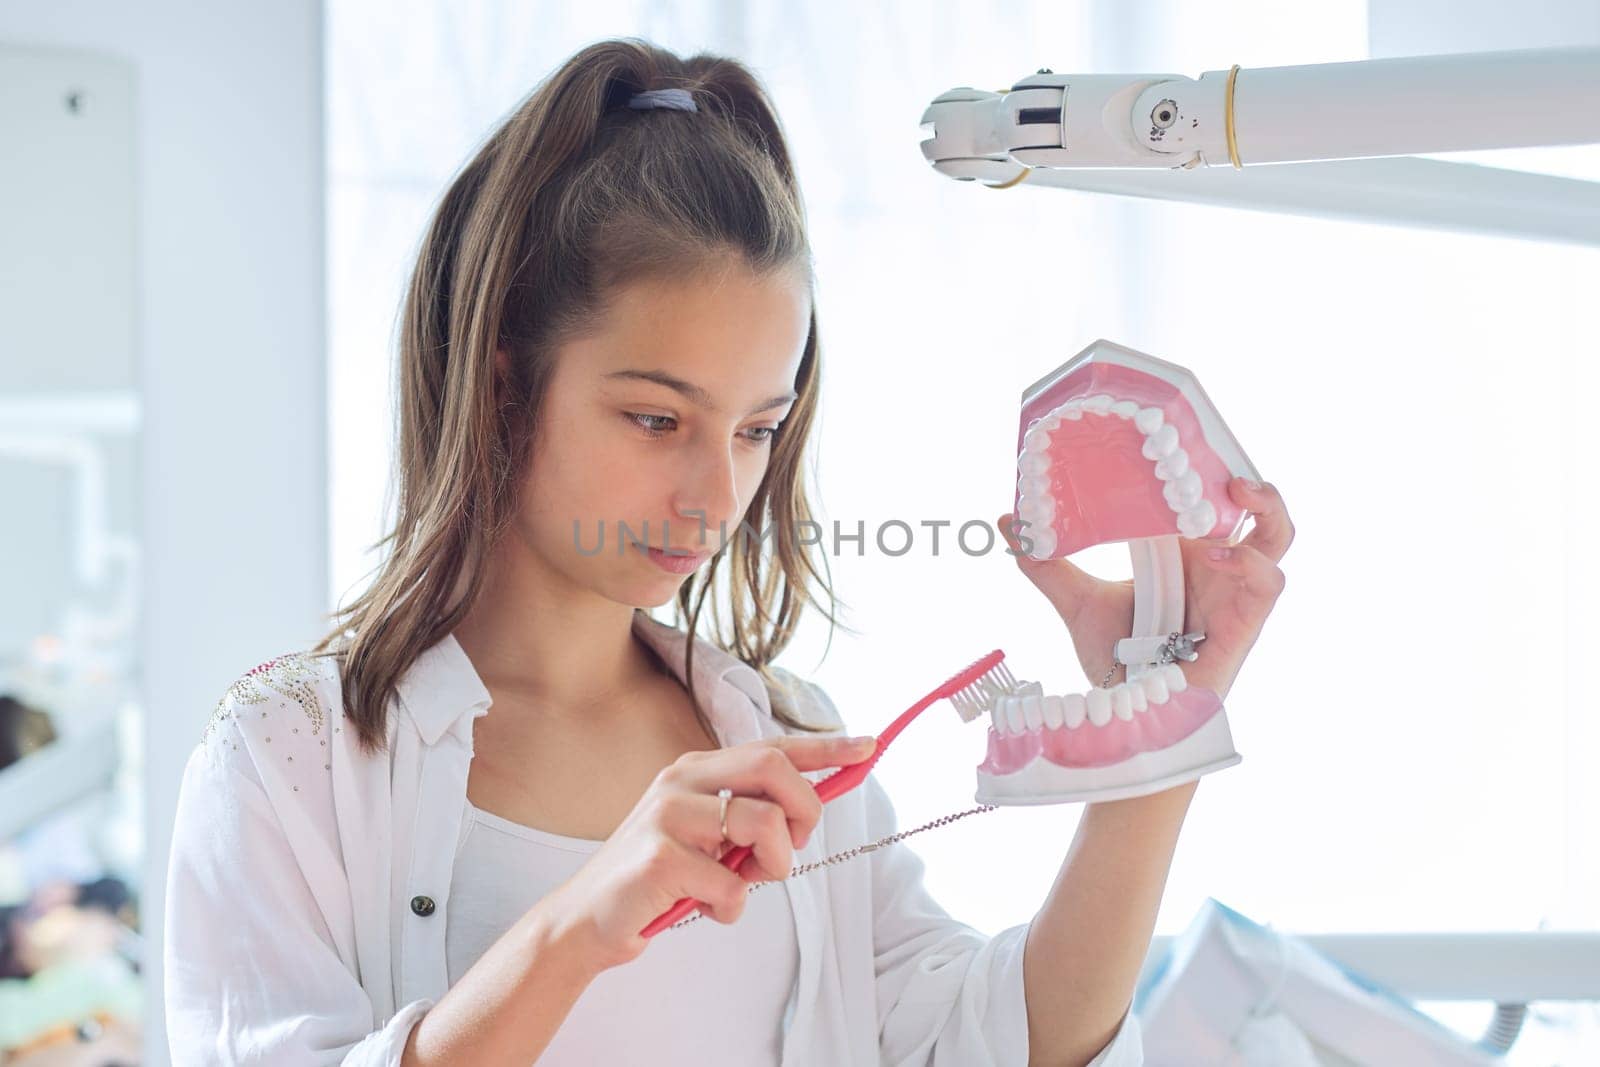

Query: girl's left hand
left=996, top=477, right=1294, bottom=702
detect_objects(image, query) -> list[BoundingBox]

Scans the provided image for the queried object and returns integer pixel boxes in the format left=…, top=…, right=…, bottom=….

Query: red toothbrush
left=639, top=649, right=1019, bottom=938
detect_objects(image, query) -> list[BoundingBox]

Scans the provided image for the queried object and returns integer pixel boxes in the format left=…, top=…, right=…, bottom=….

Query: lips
left=632, top=541, right=706, bottom=558
left=628, top=539, right=712, bottom=574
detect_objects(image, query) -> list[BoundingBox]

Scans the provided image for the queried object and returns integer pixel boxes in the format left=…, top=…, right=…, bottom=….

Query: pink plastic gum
left=1013, top=339, right=1260, bottom=560
left=979, top=683, right=1223, bottom=774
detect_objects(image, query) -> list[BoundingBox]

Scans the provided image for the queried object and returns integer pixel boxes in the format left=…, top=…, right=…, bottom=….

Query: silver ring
left=716, top=787, right=733, bottom=843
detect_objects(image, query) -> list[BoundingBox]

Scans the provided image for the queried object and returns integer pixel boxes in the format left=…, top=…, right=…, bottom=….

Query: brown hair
left=312, top=38, right=852, bottom=755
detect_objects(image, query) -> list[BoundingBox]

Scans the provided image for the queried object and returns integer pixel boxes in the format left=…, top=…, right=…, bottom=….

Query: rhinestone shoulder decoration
left=204, top=652, right=329, bottom=743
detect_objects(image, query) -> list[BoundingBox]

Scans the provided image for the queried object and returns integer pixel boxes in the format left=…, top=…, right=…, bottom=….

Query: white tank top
left=445, top=799, right=799, bottom=1064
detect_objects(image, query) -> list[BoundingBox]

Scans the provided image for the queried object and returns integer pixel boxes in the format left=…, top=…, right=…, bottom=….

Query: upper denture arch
left=1016, top=393, right=1218, bottom=560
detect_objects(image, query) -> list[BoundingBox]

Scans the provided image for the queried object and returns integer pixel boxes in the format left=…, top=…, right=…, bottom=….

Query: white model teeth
left=1006, top=695, right=1027, bottom=733
left=1027, top=527, right=1057, bottom=559
left=1153, top=449, right=1189, bottom=480
left=987, top=666, right=1190, bottom=737
left=1165, top=470, right=1203, bottom=509
left=1016, top=389, right=1225, bottom=557
left=1142, top=423, right=1180, bottom=460
left=989, top=697, right=1007, bottom=733
left=1176, top=500, right=1218, bottom=538
left=1018, top=472, right=1051, bottom=496
left=1112, top=685, right=1134, bottom=721
left=1086, top=687, right=1112, bottom=727
left=1019, top=494, right=1055, bottom=525
left=1142, top=671, right=1170, bottom=705
left=1020, top=692, right=1043, bottom=730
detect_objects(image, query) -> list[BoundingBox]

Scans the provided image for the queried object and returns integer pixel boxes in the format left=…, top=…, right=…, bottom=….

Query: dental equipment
left=968, top=339, right=1258, bottom=805
left=918, top=46, right=1600, bottom=247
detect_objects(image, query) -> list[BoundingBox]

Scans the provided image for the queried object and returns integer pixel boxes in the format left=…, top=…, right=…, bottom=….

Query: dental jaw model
left=977, top=339, right=1262, bottom=805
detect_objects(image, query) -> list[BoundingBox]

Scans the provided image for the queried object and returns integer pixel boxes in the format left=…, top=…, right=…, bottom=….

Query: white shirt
left=446, top=799, right=797, bottom=1064
left=163, top=608, right=1143, bottom=1065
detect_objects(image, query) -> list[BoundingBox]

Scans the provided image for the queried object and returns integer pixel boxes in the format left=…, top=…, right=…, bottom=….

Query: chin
left=635, top=586, right=683, bottom=609
left=603, top=570, right=689, bottom=610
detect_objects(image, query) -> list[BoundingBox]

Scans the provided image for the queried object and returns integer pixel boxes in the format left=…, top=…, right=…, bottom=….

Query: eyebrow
left=603, top=369, right=797, bottom=416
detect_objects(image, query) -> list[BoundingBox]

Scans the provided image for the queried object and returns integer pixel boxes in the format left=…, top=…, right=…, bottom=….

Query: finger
left=1228, top=478, right=1294, bottom=564
left=995, top=513, right=1098, bottom=624
left=670, top=841, right=750, bottom=924
left=673, top=741, right=849, bottom=845
left=1202, top=542, right=1286, bottom=606
left=719, top=796, right=795, bottom=882
left=758, top=733, right=878, bottom=774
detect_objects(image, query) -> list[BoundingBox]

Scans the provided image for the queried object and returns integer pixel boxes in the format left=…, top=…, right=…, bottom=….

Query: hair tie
left=628, top=87, right=698, bottom=112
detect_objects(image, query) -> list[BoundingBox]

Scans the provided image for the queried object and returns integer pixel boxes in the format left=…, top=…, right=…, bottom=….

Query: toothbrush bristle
left=947, top=659, right=1021, bottom=723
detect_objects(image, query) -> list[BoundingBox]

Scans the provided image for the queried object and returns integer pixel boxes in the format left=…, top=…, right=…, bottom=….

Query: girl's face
left=513, top=263, right=810, bottom=607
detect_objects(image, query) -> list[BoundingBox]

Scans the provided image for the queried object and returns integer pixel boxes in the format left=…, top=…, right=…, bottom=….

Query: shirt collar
left=395, top=609, right=772, bottom=747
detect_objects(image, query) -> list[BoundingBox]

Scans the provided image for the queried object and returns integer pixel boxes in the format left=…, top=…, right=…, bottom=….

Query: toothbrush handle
left=638, top=653, right=996, bottom=938
left=638, top=747, right=879, bottom=938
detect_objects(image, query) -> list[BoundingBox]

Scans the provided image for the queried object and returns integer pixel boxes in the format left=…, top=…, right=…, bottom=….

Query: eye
left=626, top=412, right=675, bottom=437
left=625, top=412, right=783, bottom=446
left=742, top=423, right=783, bottom=445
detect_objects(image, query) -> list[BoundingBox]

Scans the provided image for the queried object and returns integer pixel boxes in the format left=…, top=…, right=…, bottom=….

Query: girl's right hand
left=538, top=733, right=877, bottom=972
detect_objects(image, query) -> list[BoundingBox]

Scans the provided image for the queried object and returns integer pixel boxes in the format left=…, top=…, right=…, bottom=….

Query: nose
left=671, top=441, right=743, bottom=550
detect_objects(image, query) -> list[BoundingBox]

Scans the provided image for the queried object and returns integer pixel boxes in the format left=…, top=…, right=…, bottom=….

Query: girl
left=163, top=37, right=1293, bottom=1066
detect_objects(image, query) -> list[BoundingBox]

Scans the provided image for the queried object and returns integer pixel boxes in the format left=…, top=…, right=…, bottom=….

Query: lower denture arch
left=978, top=664, right=1224, bottom=772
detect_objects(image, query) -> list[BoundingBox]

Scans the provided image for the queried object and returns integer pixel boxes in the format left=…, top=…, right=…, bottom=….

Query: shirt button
left=410, top=895, right=436, bottom=917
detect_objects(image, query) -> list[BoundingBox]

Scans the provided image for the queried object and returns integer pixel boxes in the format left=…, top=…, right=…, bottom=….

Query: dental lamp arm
left=919, top=45, right=1600, bottom=178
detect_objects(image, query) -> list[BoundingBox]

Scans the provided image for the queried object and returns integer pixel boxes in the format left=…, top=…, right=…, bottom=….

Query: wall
left=0, top=5, right=325, bottom=1063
